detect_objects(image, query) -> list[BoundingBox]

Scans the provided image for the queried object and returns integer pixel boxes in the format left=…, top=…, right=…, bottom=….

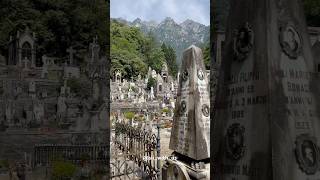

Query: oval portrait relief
left=180, top=100, right=187, bottom=115
left=197, top=69, right=204, bottom=80
left=225, top=123, right=245, bottom=160
left=182, top=70, right=188, bottom=82
left=233, top=22, right=254, bottom=62
left=295, top=134, right=320, bottom=175
left=201, top=104, right=209, bottom=117
left=279, top=24, right=302, bottom=59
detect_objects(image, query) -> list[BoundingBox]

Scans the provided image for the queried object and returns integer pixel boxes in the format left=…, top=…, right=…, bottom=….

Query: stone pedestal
left=162, top=156, right=210, bottom=180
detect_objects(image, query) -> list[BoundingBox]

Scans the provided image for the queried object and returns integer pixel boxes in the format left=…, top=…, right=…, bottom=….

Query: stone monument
left=162, top=45, right=210, bottom=179
left=212, top=0, right=320, bottom=179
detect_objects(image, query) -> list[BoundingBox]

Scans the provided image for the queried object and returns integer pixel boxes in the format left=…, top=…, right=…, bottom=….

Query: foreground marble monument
left=163, top=45, right=210, bottom=179
left=212, top=0, right=320, bottom=179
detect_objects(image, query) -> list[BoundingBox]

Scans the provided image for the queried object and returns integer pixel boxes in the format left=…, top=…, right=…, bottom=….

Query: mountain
left=112, top=17, right=210, bottom=67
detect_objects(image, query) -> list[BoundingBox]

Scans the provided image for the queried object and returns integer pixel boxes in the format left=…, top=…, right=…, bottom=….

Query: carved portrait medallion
left=180, top=100, right=187, bottom=114
left=279, top=23, right=302, bottom=59
left=197, top=69, right=204, bottom=80
left=233, top=22, right=254, bottom=61
left=201, top=104, right=209, bottom=117
left=295, top=134, right=320, bottom=175
left=182, top=70, right=188, bottom=82
left=225, top=123, right=245, bottom=160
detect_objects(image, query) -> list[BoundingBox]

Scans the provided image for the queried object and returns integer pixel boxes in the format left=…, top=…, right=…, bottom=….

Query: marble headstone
left=212, top=0, right=320, bottom=179
left=169, top=45, right=210, bottom=160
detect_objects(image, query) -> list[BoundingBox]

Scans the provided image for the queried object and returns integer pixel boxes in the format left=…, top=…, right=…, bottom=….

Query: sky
left=111, top=0, right=210, bottom=26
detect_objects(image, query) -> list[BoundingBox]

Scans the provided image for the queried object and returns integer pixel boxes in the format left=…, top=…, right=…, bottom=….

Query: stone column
left=18, top=48, right=22, bottom=67
left=31, top=49, right=35, bottom=68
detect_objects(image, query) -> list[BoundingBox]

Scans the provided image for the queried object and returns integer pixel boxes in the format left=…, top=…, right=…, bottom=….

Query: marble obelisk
left=169, top=45, right=210, bottom=160
left=212, top=0, right=320, bottom=179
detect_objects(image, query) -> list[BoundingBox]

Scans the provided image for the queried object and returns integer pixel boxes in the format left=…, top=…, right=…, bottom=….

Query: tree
left=162, top=43, right=178, bottom=77
left=149, top=48, right=165, bottom=73
left=67, top=76, right=91, bottom=98
left=303, top=0, right=320, bottom=26
left=147, top=77, right=156, bottom=90
left=0, top=0, right=108, bottom=63
left=202, top=44, right=210, bottom=70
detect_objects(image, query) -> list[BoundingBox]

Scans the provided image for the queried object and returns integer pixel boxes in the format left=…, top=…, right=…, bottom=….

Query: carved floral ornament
left=233, top=22, right=254, bottom=62
left=295, top=134, right=320, bottom=175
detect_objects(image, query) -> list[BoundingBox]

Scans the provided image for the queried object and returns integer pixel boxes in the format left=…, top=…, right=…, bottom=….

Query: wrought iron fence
left=111, top=122, right=161, bottom=179
left=33, top=144, right=108, bottom=167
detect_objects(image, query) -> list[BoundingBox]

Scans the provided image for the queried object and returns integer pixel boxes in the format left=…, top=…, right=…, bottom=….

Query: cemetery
left=0, top=28, right=109, bottom=179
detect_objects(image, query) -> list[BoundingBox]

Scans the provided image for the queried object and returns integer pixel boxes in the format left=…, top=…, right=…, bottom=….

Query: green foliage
left=0, top=0, right=108, bottom=61
left=51, top=160, right=76, bottom=180
left=202, top=44, right=210, bottom=70
left=67, top=76, right=91, bottom=98
left=162, top=108, right=170, bottom=114
left=0, top=159, right=9, bottom=169
left=303, top=0, right=320, bottom=26
left=148, top=48, right=165, bottom=72
left=111, top=20, right=166, bottom=79
left=147, top=77, right=156, bottom=90
left=161, top=43, right=178, bottom=77
left=124, top=111, right=135, bottom=120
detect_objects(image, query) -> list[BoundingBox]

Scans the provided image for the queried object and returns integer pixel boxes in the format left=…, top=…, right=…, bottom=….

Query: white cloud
left=111, top=0, right=210, bottom=25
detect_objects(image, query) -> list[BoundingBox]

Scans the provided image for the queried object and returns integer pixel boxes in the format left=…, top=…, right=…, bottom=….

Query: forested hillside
left=0, top=0, right=108, bottom=61
left=111, top=20, right=179, bottom=79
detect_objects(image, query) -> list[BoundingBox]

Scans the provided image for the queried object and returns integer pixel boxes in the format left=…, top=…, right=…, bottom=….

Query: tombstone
left=92, top=80, right=100, bottom=100
left=151, top=69, right=157, bottom=79
left=150, top=86, right=155, bottom=100
left=171, top=82, right=175, bottom=92
left=33, top=100, right=44, bottom=124
left=57, top=96, right=67, bottom=121
left=22, top=57, right=29, bottom=70
left=89, top=36, right=100, bottom=63
left=28, top=80, right=36, bottom=98
left=212, top=0, right=320, bottom=179
left=120, top=93, right=124, bottom=100
left=163, top=45, right=210, bottom=179
left=66, top=46, right=76, bottom=65
left=41, top=55, right=49, bottom=78
left=115, top=70, right=122, bottom=83
left=312, top=38, right=320, bottom=72
left=5, top=100, right=15, bottom=126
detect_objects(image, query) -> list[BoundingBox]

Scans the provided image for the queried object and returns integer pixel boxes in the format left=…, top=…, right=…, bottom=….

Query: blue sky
left=111, top=0, right=210, bottom=26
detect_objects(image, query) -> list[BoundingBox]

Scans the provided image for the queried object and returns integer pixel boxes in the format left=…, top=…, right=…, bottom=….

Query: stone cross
left=66, top=47, right=76, bottom=65
left=91, top=36, right=99, bottom=62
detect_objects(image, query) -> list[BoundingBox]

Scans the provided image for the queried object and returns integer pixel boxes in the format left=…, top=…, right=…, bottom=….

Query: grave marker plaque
left=212, top=0, right=320, bottom=179
left=169, top=45, right=210, bottom=160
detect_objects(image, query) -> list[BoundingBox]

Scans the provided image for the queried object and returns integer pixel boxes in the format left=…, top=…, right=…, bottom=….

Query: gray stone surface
left=169, top=45, right=210, bottom=160
left=212, top=0, right=320, bottom=179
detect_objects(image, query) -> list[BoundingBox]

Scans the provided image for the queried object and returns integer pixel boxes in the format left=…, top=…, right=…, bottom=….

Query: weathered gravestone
left=212, top=0, right=320, bottom=179
left=163, top=45, right=210, bottom=180
left=169, top=45, right=210, bottom=160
